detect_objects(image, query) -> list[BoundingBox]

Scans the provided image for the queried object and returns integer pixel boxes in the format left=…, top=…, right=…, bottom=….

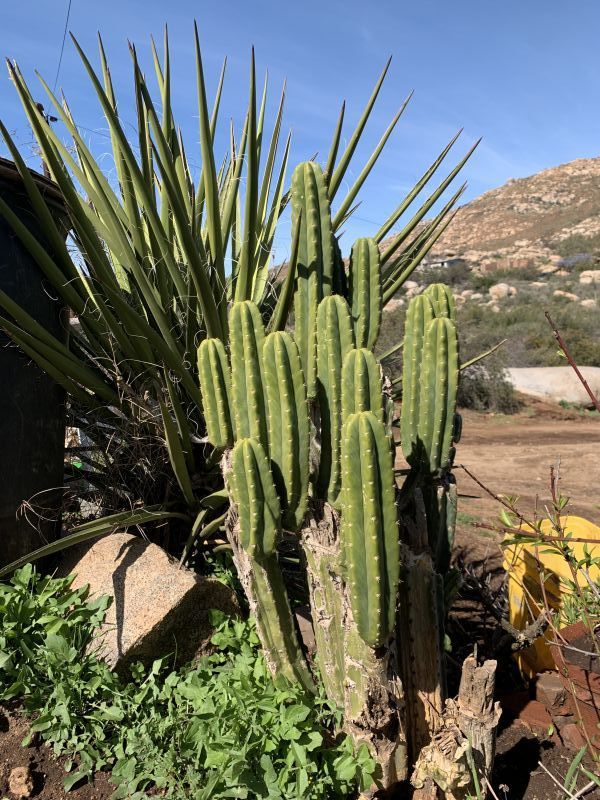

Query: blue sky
left=1, top=0, right=599, bottom=258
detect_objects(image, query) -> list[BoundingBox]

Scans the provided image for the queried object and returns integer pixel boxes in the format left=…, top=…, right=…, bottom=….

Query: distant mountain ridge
left=414, top=156, right=600, bottom=272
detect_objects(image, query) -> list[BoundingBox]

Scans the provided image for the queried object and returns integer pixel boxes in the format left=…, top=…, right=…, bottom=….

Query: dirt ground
left=450, top=396, right=600, bottom=799
left=456, top=396, right=600, bottom=538
left=0, top=704, right=115, bottom=799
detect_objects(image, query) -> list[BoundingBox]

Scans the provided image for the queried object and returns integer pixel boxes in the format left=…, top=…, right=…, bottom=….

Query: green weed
left=0, top=566, right=375, bottom=799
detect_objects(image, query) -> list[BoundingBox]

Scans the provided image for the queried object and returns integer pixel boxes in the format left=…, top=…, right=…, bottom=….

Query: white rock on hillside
left=553, top=290, right=579, bottom=301
left=580, top=298, right=597, bottom=308
left=488, top=283, right=517, bottom=301
left=579, top=270, right=600, bottom=285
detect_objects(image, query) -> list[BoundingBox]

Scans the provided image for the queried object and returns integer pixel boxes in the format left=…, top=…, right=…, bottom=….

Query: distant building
left=419, top=255, right=466, bottom=271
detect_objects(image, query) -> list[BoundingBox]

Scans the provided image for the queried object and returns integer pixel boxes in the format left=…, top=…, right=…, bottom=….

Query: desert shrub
left=423, top=259, right=471, bottom=286
left=457, top=363, right=520, bottom=413
left=556, top=233, right=600, bottom=258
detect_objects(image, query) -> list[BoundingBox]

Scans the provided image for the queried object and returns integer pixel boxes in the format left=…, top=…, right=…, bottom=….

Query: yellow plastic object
left=504, top=515, right=600, bottom=677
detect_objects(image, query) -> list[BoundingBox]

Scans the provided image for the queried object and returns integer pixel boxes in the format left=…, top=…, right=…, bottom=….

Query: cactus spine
left=229, top=300, right=269, bottom=450
left=316, top=295, right=354, bottom=503
left=291, top=162, right=335, bottom=398
left=263, top=331, right=310, bottom=530
left=197, top=338, right=234, bottom=447
left=341, top=411, right=399, bottom=647
left=341, top=347, right=384, bottom=426
left=349, top=237, right=382, bottom=349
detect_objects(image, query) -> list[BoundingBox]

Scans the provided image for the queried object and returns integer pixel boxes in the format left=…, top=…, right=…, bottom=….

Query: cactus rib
left=349, top=237, right=382, bottom=349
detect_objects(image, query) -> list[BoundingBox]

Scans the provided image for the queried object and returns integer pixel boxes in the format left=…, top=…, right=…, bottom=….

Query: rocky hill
left=421, top=157, right=600, bottom=272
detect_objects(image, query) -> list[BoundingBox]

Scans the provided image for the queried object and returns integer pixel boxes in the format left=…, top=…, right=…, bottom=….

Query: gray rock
left=506, top=366, right=600, bottom=406
left=59, top=532, right=239, bottom=674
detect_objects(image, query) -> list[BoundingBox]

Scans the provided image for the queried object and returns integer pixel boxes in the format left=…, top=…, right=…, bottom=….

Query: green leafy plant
left=0, top=567, right=375, bottom=799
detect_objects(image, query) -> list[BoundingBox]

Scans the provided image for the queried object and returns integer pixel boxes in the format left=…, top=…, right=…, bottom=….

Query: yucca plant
left=0, top=28, right=473, bottom=570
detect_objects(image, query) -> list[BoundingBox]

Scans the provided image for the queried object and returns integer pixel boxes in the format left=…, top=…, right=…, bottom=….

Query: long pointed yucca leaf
left=375, top=128, right=463, bottom=243
left=381, top=140, right=479, bottom=266
left=159, top=401, right=196, bottom=508
left=253, top=131, right=291, bottom=305
left=268, top=208, right=302, bottom=332
left=0, top=311, right=119, bottom=405
left=256, top=70, right=269, bottom=165
left=0, top=322, right=93, bottom=405
left=328, top=57, right=392, bottom=200
left=165, top=369, right=195, bottom=471
left=257, top=81, right=286, bottom=229
left=98, top=35, right=147, bottom=263
left=234, top=49, right=258, bottom=302
left=382, top=210, right=458, bottom=305
left=332, top=90, right=412, bottom=231
left=382, top=182, right=466, bottom=291
left=220, top=114, right=249, bottom=253
left=194, top=22, right=225, bottom=295
left=324, top=101, right=345, bottom=183
left=0, top=507, right=189, bottom=578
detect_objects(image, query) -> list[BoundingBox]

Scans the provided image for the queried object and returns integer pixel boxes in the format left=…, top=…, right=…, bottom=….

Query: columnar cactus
left=400, top=294, right=436, bottom=466
left=229, top=300, right=269, bottom=449
left=417, top=317, right=459, bottom=474
left=341, top=347, right=384, bottom=425
left=229, top=437, right=281, bottom=557
left=348, top=237, right=382, bottom=349
left=316, top=295, right=354, bottom=503
left=263, top=331, right=310, bottom=530
left=425, top=282, right=457, bottom=320
left=291, top=162, right=335, bottom=398
left=340, top=411, right=399, bottom=647
left=197, top=338, right=234, bottom=447
left=196, top=167, right=466, bottom=791
left=401, top=295, right=459, bottom=474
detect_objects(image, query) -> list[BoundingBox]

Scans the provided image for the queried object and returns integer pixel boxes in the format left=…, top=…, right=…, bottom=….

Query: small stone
left=553, top=289, right=579, bottom=301
left=8, top=766, right=34, bottom=798
left=470, top=292, right=483, bottom=300
left=534, top=671, right=569, bottom=713
left=580, top=298, right=597, bottom=308
left=561, top=722, right=587, bottom=751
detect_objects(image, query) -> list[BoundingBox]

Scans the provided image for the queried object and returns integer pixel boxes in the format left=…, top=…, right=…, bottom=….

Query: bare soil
left=0, top=705, right=114, bottom=799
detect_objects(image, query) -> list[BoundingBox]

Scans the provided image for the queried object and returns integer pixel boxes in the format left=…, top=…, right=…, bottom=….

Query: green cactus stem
left=197, top=337, right=234, bottom=447
left=227, top=439, right=314, bottom=692
left=424, top=282, right=457, bottom=320
left=291, top=161, right=335, bottom=398
left=400, top=293, right=436, bottom=466
left=417, top=317, right=459, bottom=474
left=341, top=347, right=384, bottom=426
left=229, top=300, right=269, bottom=450
left=316, top=295, right=354, bottom=504
left=341, top=411, right=399, bottom=647
left=348, top=237, right=382, bottom=349
left=263, top=331, right=310, bottom=530
left=229, top=437, right=280, bottom=556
